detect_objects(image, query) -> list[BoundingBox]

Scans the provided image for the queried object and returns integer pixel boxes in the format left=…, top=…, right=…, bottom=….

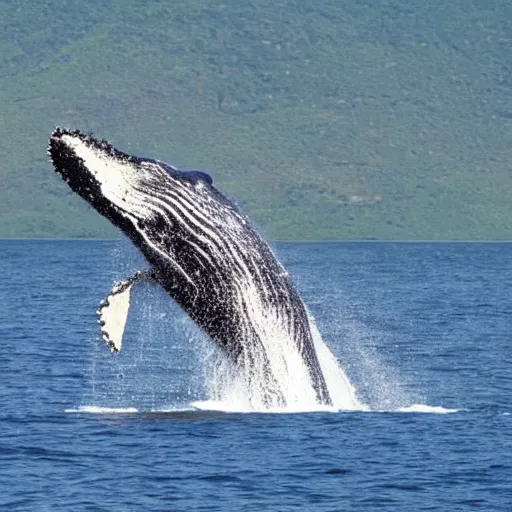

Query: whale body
left=48, top=128, right=332, bottom=406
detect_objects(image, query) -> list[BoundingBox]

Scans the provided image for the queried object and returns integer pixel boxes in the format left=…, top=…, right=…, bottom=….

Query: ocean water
left=1, top=240, right=511, bottom=511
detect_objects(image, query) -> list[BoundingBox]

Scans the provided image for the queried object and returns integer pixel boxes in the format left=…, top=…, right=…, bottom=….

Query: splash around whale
left=48, top=127, right=361, bottom=411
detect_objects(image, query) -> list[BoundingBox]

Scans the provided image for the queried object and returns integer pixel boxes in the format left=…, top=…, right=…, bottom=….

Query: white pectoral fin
left=96, top=270, right=155, bottom=353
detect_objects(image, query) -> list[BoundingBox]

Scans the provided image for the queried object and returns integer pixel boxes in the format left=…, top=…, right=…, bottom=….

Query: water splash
left=192, top=278, right=365, bottom=413
left=310, top=319, right=366, bottom=411
left=83, top=281, right=366, bottom=413
left=396, top=404, right=458, bottom=414
left=77, top=241, right=453, bottom=415
left=196, top=347, right=364, bottom=414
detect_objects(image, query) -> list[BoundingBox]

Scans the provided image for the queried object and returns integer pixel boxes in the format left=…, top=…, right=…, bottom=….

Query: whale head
left=47, top=127, right=249, bottom=273
left=49, top=127, right=216, bottom=224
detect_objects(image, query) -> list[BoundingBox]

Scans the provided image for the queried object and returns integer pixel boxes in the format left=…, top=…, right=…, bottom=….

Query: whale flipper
left=97, top=270, right=156, bottom=353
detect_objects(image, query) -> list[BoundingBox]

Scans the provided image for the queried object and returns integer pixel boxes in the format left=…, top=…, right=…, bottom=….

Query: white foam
left=189, top=401, right=459, bottom=415
left=200, top=280, right=367, bottom=413
left=396, top=404, right=459, bottom=414
left=65, top=402, right=457, bottom=416
left=191, top=399, right=337, bottom=414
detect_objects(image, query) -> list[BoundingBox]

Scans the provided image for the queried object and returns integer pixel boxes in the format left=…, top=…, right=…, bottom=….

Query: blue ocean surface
left=0, top=240, right=511, bottom=511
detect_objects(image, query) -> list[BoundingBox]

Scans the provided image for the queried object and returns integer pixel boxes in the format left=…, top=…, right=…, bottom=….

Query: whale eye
left=187, top=170, right=213, bottom=186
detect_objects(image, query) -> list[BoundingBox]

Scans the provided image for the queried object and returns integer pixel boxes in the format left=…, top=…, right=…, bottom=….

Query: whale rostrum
left=48, top=127, right=332, bottom=407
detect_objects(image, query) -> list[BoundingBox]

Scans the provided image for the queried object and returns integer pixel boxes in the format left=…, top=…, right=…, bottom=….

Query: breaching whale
left=48, top=127, right=332, bottom=406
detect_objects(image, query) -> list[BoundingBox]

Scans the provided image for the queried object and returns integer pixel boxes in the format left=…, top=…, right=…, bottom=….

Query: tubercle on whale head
left=48, top=126, right=118, bottom=157
left=47, top=127, right=165, bottom=196
left=48, top=127, right=127, bottom=184
left=47, top=127, right=213, bottom=187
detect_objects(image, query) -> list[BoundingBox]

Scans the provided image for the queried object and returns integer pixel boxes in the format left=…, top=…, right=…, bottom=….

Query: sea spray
left=75, top=242, right=456, bottom=415
left=309, top=318, right=365, bottom=411
left=198, top=324, right=365, bottom=413
left=85, top=241, right=364, bottom=412
left=84, top=249, right=366, bottom=412
left=196, top=280, right=365, bottom=412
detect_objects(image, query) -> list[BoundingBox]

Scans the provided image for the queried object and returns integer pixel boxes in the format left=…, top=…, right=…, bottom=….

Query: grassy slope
left=1, top=0, right=511, bottom=239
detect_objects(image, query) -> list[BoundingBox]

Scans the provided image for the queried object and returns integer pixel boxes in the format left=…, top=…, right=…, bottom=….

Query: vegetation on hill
left=1, top=0, right=511, bottom=239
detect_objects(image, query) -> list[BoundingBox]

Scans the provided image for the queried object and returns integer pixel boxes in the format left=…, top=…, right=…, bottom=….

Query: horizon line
left=1, top=238, right=511, bottom=244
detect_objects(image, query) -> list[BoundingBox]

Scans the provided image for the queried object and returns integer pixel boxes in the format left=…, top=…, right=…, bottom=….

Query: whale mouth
left=48, top=127, right=127, bottom=184
left=48, top=128, right=103, bottom=202
left=47, top=127, right=139, bottom=227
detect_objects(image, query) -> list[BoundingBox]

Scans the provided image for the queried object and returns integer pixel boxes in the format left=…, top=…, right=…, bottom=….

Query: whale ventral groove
left=47, top=127, right=333, bottom=407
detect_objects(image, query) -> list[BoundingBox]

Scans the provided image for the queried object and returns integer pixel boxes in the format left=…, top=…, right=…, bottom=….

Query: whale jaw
left=48, top=128, right=170, bottom=236
left=48, top=128, right=140, bottom=213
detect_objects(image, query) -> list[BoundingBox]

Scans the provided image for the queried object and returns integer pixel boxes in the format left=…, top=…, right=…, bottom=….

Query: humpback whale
left=48, top=128, right=332, bottom=406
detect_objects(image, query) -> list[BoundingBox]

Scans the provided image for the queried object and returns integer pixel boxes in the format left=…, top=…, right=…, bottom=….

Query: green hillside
left=1, top=0, right=511, bottom=239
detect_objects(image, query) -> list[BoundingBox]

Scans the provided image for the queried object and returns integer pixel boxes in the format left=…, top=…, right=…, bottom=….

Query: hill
left=1, top=0, right=511, bottom=239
